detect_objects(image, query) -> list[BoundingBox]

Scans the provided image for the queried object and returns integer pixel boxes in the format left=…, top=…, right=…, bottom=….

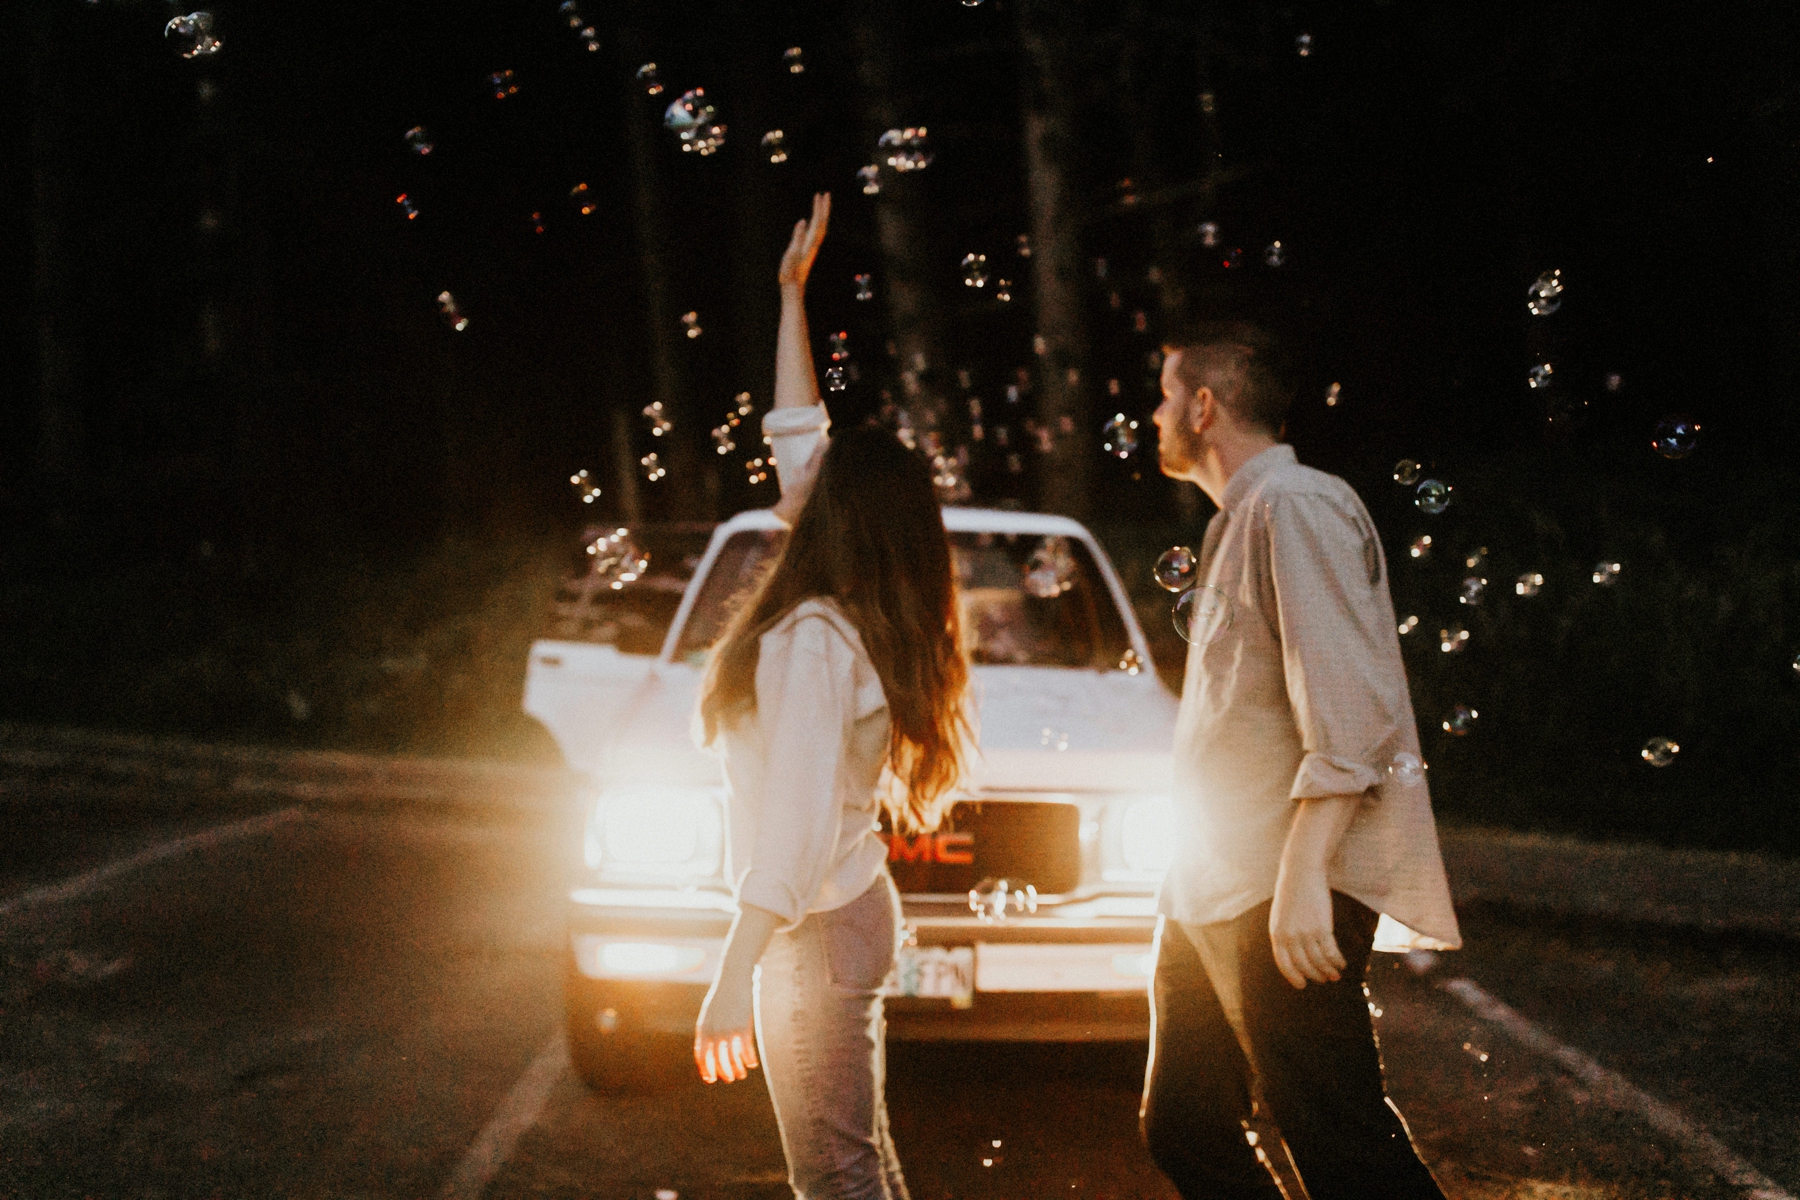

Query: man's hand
left=694, top=967, right=759, bottom=1084
left=1269, top=856, right=1346, bottom=989
left=776, top=192, right=831, bottom=292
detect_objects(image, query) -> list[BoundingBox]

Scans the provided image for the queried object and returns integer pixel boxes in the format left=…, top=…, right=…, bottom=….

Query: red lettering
left=934, top=831, right=974, bottom=865
left=888, top=834, right=935, bottom=863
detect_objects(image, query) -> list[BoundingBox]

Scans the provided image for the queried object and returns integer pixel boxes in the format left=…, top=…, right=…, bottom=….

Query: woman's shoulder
left=761, top=596, right=866, bottom=654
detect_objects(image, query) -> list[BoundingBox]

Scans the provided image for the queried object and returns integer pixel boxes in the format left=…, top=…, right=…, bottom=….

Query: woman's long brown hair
left=698, top=425, right=971, bottom=834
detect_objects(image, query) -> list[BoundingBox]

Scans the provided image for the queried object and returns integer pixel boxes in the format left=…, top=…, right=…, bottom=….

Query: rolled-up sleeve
left=736, top=615, right=855, bottom=925
left=1265, top=491, right=1402, bottom=801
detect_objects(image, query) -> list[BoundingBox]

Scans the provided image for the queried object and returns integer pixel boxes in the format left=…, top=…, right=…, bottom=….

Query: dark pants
left=1140, top=892, right=1446, bottom=1200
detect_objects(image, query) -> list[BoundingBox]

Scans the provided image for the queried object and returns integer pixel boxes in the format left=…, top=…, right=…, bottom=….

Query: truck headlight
left=1118, top=797, right=1175, bottom=873
left=584, top=785, right=724, bottom=880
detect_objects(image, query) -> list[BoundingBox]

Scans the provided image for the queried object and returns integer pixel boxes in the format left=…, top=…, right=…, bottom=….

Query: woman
left=693, top=192, right=972, bottom=1199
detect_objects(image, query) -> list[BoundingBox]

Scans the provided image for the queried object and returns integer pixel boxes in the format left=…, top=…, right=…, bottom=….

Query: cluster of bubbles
left=556, top=1, right=599, bottom=51
left=642, top=401, right=672, bottom=438
left=585, top=528, right=650, bottom=590
left=164, top=12, right=221, bottom=58
left=664, top=88, right=726, bottom=155
left=711, top=393, right=753, bottom=454
left=1023, top=537, right=1078, bottom=599
left=436, top=291, right=469, bottom=332
left=1152, top=547, right=1231, bottom=645
left=568, top=469, right=603, bottom=505
left=880, top=126, right=933, bottom=172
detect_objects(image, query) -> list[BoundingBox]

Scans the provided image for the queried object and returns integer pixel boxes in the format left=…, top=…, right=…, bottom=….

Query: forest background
left=5, top=0, right=1799, bottom=854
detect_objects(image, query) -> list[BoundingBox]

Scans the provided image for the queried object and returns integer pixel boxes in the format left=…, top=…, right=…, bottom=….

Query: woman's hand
left=777, top=192, right=831, bottom=292
left=694, top=968, right=760, bottom=1083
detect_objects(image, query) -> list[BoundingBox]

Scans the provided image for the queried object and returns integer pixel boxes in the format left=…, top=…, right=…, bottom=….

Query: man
left=1142, top=322, right=1461, bottom=1200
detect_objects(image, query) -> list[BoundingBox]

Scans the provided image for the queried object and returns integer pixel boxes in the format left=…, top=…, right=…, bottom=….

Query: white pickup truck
left=525, top=506, right=1179, bottom=1088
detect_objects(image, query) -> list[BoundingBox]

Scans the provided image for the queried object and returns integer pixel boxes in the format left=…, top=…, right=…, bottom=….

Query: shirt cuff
left=1289, top=751, right=1383, bottom=801
left=737, top=868, right=804, bottom=929
left=763, top=404, right=830, bottom=497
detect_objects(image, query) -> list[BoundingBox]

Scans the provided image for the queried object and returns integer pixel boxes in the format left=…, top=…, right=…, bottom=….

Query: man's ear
left=1191, top=386, right=1216, bottom=435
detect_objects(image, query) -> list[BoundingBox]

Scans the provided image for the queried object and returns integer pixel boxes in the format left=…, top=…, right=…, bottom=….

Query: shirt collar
left=1218, top=443, right=1295, bottom=512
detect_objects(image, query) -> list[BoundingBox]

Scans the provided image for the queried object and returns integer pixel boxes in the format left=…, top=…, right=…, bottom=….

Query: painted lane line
left=441, top=1030, right=568, bottom=1200
left=0, top=806, right=308, bottom=920
left=1444, top=977, right=1795, bottom=1200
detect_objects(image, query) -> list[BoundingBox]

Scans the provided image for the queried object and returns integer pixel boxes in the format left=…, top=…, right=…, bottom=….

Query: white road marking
left=441, top=1031, right=569, bottom=1200
left=0, top=806, right=308, bottom=920
left=1444, top=977, right=1796, bottom=1200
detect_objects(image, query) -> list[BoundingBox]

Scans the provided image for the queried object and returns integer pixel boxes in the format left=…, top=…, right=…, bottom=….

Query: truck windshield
left=674, top=528, right=1133, bottom=670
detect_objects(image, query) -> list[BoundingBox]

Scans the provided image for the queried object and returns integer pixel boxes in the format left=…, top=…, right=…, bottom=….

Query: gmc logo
left=884, top=831, right=974, bottom=865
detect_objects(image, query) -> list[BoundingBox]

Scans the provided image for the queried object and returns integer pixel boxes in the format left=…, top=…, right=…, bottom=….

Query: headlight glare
left=586, top=785, right=724, bottom=880
left=1119, top=797, right=1176, bottom=873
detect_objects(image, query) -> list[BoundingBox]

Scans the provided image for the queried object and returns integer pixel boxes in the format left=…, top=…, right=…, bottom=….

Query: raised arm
left=774, top=192, right=830, bottom=412
left=768, top=193, right=832, bottom=525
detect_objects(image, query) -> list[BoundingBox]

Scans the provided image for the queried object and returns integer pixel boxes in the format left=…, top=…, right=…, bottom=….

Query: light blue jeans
left=755, top=874, right=910, bottom=1200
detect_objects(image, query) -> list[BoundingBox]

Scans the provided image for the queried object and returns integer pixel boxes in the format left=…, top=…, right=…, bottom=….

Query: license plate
left=890, top=945, right=974, bottom=1008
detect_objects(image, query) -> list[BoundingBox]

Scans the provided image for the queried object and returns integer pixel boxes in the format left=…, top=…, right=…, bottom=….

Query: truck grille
left=883, top=799, right=1082, bottom=897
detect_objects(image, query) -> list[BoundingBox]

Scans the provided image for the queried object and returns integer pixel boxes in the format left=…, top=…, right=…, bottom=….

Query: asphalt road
left=2, top=790, right=1796, bottom=1200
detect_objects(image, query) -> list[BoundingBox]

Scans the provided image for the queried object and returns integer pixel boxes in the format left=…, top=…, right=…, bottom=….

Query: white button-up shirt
left=1162, top=444, right=1462, bottom=950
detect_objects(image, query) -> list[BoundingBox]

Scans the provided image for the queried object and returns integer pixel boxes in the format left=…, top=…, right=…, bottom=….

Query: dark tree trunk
left=1018, top=0, right=1092, bottom=520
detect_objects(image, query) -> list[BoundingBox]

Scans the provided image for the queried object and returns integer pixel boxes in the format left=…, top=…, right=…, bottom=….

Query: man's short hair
left=1162, top=321, right=1292, bottom=437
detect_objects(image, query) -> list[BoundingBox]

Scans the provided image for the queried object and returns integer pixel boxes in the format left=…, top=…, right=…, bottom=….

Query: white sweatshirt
left=719, top=598, right=892, bottom=927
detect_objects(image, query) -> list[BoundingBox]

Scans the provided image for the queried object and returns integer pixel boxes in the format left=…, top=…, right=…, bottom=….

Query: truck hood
left=593, top=663, right=1178, bottom=796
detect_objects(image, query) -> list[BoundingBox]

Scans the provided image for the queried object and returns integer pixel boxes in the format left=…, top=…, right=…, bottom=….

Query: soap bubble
left=1414, top=480, right=1452, bottom=515
left=1791, top=651, right=1800, bottom=678
left=640, top=453, right=665, bottom=481
left=1605, top=372, right=1624, bottom=393
left=395, top=193, right=419, bottom=221
left=962, top=253, right=989, bottom=288
left=1651, top=416, right=1700, bottom=459
left=586, top=528, right=650, bottom=588
left=995, top=279, right=1013, bottom=302
left=1199, top=91, right=1216, bottom=114
left=1640, top=736, right=1679, bottom=767
left=760, top=130, right=788, bottom=163
left=1296, top=32, right=1314, bottom=56
left=1221, top=248, right=1243, bottom=269
left=1591, top=560, right=1621, bottom=586
left=1398, top=615, right=1420, bottom=635
left=1022, top=537, right=1078, bottom=599
left=642, top=402, right=672, bottom=437
left=858, top=165, right=882, bottom=195
left=436, top=291, right=469, bottom=332
left=681, top=311, right=702, bottom=339
left=1388, top=752, right=1427, bottom=786
left=1527, top=269, right=1563, bottom=316
left=528, top=210, right=546, bottom=235
left=665, top=89, right=725, bottom=155
left=828, top=330, right=851, bottom=361
left=1438, top=625, right=1470, bottom=654
left=745, top=457, right=770, bottom=484
left=1465, top=547, right=1488, bottom=569
left=1174, top=586, right=1232, bottom=645
left=488, top=70, right=519, bottom=99
left=1101, top=413, right=1139, bottom=459
left=1528, top=362, right=1554, bottom=389
left=1409, top=535, right=1432, bottom=559
left=1198, top=221, right=1220, bottom=247
left=1393, top=459, right=1421, bottom=486
left=165, top=12, right=221, bottom=58
left=1016, top=234, right=1033, bottom=257
left=569, top=469, right=602, bottom=504
left=1154, top=546, right=1197, bottom=592
left=878, top=126, right=932, bottom=172
left=825, top=366, right=846, bottom=392
left=711, top=424, right=736, bottom=454
left=1441, top=704, right=1478, bottom=735
left=635, top=63, right=664, bottom=95
left=1263, top=241, right=1286, bottom=267
left=404, top=126, right=434, bottom=156
left=782, top=46, right=805, bottom=74
left=1544, top=395, right=1590, bottom=433
left=854, top=273, right=874, bottom=301
left=1459, top=577, right=1487, bottom=605
left=1515, top=572, right=1544, bottom=596
left=570, top=182, right=598, bottom=215
left=1324, top=381, right=1342, bottom=407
